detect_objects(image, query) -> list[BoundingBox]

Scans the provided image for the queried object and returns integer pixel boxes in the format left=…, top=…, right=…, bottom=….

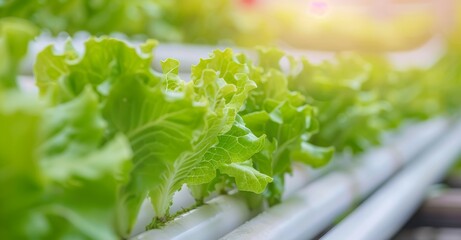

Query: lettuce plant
left=35, top=38, right=276, bottom=233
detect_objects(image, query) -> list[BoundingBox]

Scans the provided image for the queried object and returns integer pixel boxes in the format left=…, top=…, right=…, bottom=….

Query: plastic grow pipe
left=128, top=161, right=331, bottom=237
left=220, top=118, right=451, bottom=240
left=131, top=118, right=449, bottom=240
left=321, top=120, right=461, bottom=240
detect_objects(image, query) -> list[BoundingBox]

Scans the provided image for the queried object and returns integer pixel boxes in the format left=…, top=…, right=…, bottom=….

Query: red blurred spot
left=241, top=0, right=258, bottom=7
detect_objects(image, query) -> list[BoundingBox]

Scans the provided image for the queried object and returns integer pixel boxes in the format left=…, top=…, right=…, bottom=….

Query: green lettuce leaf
left=240, top=48, right=333, bottom=204
left=0, top=87, right=132, bottom=239
left=289, top=54, right=391, bottom=153
left=186, top=50, right=270, bottom=198
left=219, top=160, right=272, bottom=193
left=0, top=91, right=45, bottom=239
left=40, top=88, right=132, bottom=240
left=0, top=18, right=38, bottom=89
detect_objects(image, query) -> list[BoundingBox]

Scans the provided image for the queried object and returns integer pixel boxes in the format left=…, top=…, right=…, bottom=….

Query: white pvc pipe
left=129, top=153, right=338, bottom=237
left=283, top=162, right=330, bottom=198
left=220, top=118, right=450, bottom=240
left=130, top=186, right=196, bottom=237
left=131, top=194, right=257, bottom=240
left=321, top=120, right=461, bottom=240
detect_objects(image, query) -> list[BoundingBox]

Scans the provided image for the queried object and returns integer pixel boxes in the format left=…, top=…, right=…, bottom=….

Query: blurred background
left=0, top=0, right=459, bottom=50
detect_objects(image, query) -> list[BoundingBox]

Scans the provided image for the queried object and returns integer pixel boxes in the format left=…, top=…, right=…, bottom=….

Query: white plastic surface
left=322, top=120, right=461, bottom=240
left=132, top=195, right=254, bottom=240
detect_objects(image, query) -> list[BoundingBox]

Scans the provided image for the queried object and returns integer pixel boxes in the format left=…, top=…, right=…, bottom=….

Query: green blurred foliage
left=0, top=0, right=276, bottom=46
